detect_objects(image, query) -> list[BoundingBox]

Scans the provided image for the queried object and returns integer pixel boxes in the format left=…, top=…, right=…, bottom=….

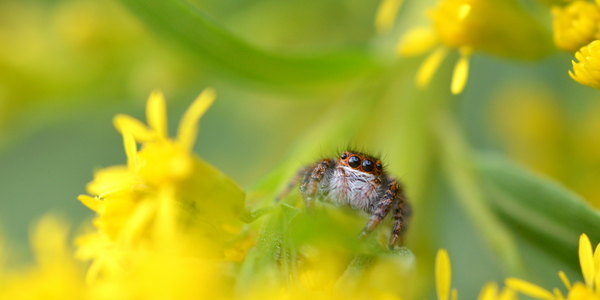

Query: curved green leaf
left=476, top=153, right=600, bottom=266
left=436, top=111, right=525, bottom=275
left=119, top=0, right=380, bottom=87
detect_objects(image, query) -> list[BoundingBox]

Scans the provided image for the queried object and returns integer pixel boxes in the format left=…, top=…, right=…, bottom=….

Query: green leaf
left=280, top=203, right=301, bottom=224
left=476, top=153, right=600, bottom=266
left=436, top=111, right=525, bottom=275
left=119, top=0, right=379, bottom=87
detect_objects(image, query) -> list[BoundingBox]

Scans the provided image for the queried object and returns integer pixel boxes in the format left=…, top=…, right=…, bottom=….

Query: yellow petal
left=146, top=90, right=168, bottom=139
left=498, top=288, right=517, bottom=300
left=569, top=70, right=586, bottom=86
left=457, top=4, right=471, bottom=21
left=30, top=214, right=69, bottom=266
left=416, top=46, right=448, bottom=89
left=396, top=27, right=438, bottom=57
left=436, top=249, right=452, bottom=300
left=451, top=55, right=470, bottom=95
left=594, top=244, right=600, bottom=292
left=176, top=87, right=216, bottom=151
left=119, top=200, right=157, bottom=247
left=553, top=288, right=565, bottom=300
left=580, top=233, right=595, bottom=288
left=375, top=0, right=404, bottom=33
left=477, top=282, right=498, bottom=300
left=78, top=195, right=102, bottom=212
left=558, top=271, right=572, bottom=290
left=113, top=114, right=156, bottom=142
left=123, top=131, right=137, bottom=171
left=452, top=288, right=458, bottom=300
left=154, top=185, right=178, bottom=244
left=505, top=278, right=555, bottom=300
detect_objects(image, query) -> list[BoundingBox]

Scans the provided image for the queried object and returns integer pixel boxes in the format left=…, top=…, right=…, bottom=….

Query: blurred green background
left=2, top=0, right=600, bottom=299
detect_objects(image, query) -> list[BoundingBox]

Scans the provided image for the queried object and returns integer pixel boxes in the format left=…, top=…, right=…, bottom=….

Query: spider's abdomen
left=324, top=166, right=383, bottom=212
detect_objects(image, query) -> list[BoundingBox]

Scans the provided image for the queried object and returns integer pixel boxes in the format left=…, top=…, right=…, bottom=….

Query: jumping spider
left=275, top=150, right=411, bottom=249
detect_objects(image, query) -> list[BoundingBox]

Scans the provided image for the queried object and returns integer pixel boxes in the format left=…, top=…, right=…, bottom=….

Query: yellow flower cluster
left=552, top=1, right=600, bottom=52
left=384, top=0, right=550, bottom=95
left=506, top=234, right=600, bottom=300
left=75, top=88, right=254, bottom=298
left=550, top=1, right=600, bottom=90
left=570, top=41, right=600, bottom=90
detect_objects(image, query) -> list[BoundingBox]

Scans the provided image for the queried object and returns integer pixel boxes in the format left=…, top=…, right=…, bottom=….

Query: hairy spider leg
left=300, top=159, right=334, bottom=212
left=359, top=180, right=399, bottom=240
left=389, top=183, right=410, bottom=249
left=274, top=166, right=310, bottom=202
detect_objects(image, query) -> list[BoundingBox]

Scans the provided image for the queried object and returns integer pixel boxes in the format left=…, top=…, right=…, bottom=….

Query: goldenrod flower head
left=397, top=0, right=551, bottom=94
left=570, top=40, right=600, bottom=90
left=76, top=88, right=251, bottom=284
left=551, top=1, right=600, bottom=53
left=506, top=233, right=600, bottom=300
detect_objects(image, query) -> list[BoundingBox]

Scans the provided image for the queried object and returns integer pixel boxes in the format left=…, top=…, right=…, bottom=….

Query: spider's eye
left=376, top=162, right=382, bottom=171
left=348, top=156, right=361, bottom=168
left=340, top=153, right=347, bottom=160
left=362, top=159, right=374, bottom=172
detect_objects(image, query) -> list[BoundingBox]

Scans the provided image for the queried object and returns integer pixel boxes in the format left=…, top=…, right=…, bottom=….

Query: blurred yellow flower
left=490, top=83, right=600, bottom=208
left=0, top=214, right=85, bottom=299
left=506, top=233, right=600, bottom=300
left=397, top=0, right=550, bottom=94
left=551, top=1, right=600, bottom=52
left=570, top=40, right=600, bottom=90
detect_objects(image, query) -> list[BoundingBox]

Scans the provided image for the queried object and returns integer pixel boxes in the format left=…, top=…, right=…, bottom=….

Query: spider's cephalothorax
left=275, top=150, right=411, bottom=249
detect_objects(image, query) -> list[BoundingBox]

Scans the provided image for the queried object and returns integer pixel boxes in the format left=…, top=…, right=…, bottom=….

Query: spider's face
left=337, top=151, right=383, bottom=177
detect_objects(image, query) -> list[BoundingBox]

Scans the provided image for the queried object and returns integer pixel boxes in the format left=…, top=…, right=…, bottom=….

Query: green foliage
left=119, top=0, right=380, bottom=88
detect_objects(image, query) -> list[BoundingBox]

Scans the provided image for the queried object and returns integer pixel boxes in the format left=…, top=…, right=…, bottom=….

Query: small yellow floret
left=552, top=1, right=600, bottom=52
left=570, top=41, right=600, bottom=90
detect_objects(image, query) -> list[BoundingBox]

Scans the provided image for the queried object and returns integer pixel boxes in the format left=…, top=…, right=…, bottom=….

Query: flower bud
left=552, top=1, right=600, bottom=52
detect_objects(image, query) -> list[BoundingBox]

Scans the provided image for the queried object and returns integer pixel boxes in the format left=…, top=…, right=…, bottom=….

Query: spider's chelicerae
left=276, top=150, right=411, bottom=249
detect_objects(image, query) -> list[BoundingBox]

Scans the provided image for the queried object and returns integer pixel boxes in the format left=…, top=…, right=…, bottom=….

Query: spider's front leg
left=299, top=159, right=334, bottom=212
left=389, top=182, right=410, bottom=249
left=359, top=180, right=399, bottom=240
left=274, top=166, right=310, bottom=203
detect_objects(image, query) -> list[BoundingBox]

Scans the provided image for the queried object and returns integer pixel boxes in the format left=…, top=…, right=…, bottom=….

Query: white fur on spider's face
left=324, top=165, right=383, bottom=213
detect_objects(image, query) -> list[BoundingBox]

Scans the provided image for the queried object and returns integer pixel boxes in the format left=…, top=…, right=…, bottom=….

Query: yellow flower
left=397, top=0, right=551, bottom=95
left=0, top=214, right=85, bottom=299
left=551, top=1, right=600, bottom=53
left=506, top=233, right=600, bottom=300
left=76, top=88, right=251, bottom=283
left=570, top=40, right=600, bottom=90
